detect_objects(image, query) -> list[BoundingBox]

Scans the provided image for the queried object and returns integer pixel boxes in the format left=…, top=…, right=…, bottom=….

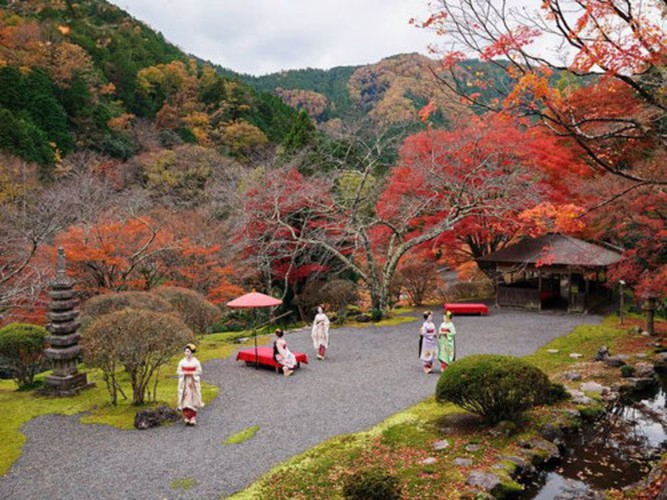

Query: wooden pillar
left=538, top=274, right=543, bottom=311
left=567, top=272, right=572, bottom=312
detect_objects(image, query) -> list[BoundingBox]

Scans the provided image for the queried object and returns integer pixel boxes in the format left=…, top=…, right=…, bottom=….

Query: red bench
left=236, top=346, right=309, bottom=373
left=444, top=303, right=489, bottom=315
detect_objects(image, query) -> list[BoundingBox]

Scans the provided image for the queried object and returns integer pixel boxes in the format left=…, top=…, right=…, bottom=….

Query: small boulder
left=580, top=381, right=607, bottom=394
left=561, top=371, right=582, bottom=381
left=454, top=457, right=474, bottom=467
left=539, top=423, right=564, bottom=443
left=466, top=470, right=502, bottom=492
left=634, top=362, right=655, bottom=378
left=594, top=346, right=610, bottom=361
left=567, top=388, right=593, bottom=405
left=355, top=313, right=372, bottom=323
left=488, top=420, right=516, bottom=438
left=604, top=355, right=628, bottom=367
left=134, top=406, right=181, bottom=430
left=433, top=439, right=450, bottom=451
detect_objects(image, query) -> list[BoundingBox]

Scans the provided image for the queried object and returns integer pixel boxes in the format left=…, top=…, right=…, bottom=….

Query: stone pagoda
left=42, top=247, right=89, bottom=395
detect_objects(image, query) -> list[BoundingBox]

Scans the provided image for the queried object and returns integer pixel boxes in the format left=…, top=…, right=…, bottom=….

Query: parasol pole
left=254, top=308, right=259, bottom=369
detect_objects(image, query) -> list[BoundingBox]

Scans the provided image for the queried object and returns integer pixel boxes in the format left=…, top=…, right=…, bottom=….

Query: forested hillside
left=0, top=0, right=299, bottom=179
left=244, top=53, right=472, bottom=129
left=0, top=0, right=663, bottom=328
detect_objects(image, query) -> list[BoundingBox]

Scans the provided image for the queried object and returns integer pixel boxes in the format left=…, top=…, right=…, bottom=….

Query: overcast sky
left=108, top=0, right=438, bottom=75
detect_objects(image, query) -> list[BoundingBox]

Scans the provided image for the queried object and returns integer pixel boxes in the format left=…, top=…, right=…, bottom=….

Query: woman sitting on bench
left=273, top=329, right=297, bottom=377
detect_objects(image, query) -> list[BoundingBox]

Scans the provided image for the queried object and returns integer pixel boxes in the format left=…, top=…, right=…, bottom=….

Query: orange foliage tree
left=46, top=214, right=242, bottom=302
left=416, top=0, right=666, bottom=188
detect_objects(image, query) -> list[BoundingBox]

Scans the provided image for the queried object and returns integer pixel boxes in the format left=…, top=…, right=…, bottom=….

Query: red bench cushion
left=236, top=346, right=309, bottom=367
left=443, top=303, right=489, bottom=315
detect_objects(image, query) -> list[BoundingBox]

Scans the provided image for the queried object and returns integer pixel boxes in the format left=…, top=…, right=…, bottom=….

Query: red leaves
left=480, top=26, right=541, bottom=61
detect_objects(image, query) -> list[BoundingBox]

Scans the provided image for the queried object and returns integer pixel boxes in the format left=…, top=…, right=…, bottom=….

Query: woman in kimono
left=419, top=311, right=438, bottom=373
left=438, top=310, right=457, bottom=371
left=274, top=329, right=297, bottom=377
left=177, top=343, right=204, bottom=425
left=311, top=305, right=330, bottom=360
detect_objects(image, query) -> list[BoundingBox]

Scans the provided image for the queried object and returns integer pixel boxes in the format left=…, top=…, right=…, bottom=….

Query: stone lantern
left=42, top=247, right=90, bottom=395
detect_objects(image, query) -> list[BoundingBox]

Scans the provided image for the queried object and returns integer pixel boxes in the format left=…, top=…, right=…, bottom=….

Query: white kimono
left=311, top=312, right=330, bottom=349
left=177, top=357, right=204, bottom=411
left=275, top=337, right=297, bottom=369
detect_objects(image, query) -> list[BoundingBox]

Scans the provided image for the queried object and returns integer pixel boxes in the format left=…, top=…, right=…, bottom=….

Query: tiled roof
left=477, top=234, right=624, bottom=267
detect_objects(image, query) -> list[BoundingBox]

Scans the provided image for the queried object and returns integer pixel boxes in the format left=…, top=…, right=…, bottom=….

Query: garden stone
left=634, top=362, right=655, bottom=378
left=420, top=457, right=437, bottom=465
left=355, top=313, right=372, bottom=323
left=465, top=443, right=483, bottom=452
left=604, top=355, right=628, bottom=367
left=567, top=388, right=593, bottom=405
left=466, top=470, right=502, bottom=493
left=134, top=406, right=181, bottom=430
left=594, top=346, right=610, bottom=361
left=635, top=353, right=647, bottom=359
left=488, top=420, right=516, bottom=438
left=546, top=349, right=559, bottom=354
left=498, top=455, right=535, bottom=476
left=433, top=439, right=450, bottom=450
left=539, top=423, right=564, bottom=443
left=518, top=437, right=560, bottom=463
left=454, top=457, right=474, bottom=467
left=580, top=381, right=607, bottom=394
left=569, top=352, right=583, bottom=359
left=562, top=371, right=582, bottom=381
left=620, top=378, right=658, bottom=395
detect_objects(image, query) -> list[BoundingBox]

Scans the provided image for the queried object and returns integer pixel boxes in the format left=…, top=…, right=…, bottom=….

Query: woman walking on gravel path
left=419, top=311, right=438, bottom=374
left=438, top=310, right=456, bottom=371
left=311, top=305, right=331, bottom=360
left=177, top=343, right=204, bottom=425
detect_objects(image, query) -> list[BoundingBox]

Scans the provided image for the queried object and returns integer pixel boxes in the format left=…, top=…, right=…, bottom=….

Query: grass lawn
left=230, top=315, right=665, bottom=499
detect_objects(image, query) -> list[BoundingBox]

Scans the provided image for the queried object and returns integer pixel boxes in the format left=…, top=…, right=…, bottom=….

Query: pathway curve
left=0, top=309, right=601, bottom=499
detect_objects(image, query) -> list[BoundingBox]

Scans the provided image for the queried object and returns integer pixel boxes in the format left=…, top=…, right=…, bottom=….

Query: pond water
left=520, top=378, right=667, bottom=499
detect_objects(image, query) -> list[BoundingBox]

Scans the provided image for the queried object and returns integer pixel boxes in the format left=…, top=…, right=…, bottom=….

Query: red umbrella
left=227, top=291, right=283, bottom=368
left=226, top=291, right=282, bottom=309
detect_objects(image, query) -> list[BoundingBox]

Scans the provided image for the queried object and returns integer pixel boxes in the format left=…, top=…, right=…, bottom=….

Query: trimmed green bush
left=436, top=354, right=566, bottom=423
left=0, top=323, right=48, bottom=389
left=342, top=468, right=401, bottom=500
left=80, top=291, right=173, bottom=329
left=154, top=286, right=221, bottom=335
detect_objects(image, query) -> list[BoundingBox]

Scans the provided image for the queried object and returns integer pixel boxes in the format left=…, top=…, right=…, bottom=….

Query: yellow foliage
left=107, top=113, right=135, bottom=130
left=220, top=120, right=268, bottom=156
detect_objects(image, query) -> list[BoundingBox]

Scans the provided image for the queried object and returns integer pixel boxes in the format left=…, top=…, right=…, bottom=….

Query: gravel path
left=0, top=309, right=601, bottom=499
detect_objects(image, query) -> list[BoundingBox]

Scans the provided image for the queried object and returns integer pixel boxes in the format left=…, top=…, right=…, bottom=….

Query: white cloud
left=110, top=0, right=436, bottom=74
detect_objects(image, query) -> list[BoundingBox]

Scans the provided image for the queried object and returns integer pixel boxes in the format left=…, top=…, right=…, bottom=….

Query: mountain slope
left=0, top=0, right=299, bottom=175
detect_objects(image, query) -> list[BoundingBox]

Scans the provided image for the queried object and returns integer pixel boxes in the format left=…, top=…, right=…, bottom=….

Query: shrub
left=82, top=309, right=194, bottom=405
left=299, top=279, right=358, bottom=321
left=0, top=323, right=48, bottom=389
left=393, top=260, right=443, bottom=306
left=80, top=291, right=173, bottom=328
left=436, top=354, right=566, bottom=423
left=342, top=468, right=401, bottom=500
left=154, top=286, right=221, bottom=335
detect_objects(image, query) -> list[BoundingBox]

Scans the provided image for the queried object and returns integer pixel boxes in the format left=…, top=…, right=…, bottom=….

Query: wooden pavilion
left=477, top=234, right=624, bottom=313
